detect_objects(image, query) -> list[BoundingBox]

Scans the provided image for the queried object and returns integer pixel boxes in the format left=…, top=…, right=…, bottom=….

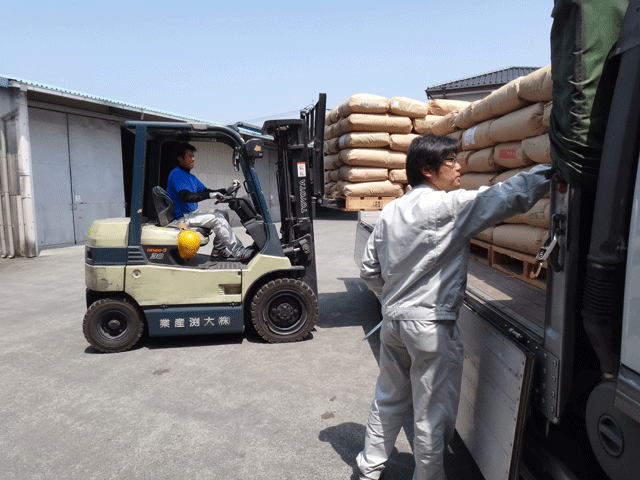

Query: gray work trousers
left=357, top=319, right=464, bottom=480
left=178, top=209, right=244, bottom=255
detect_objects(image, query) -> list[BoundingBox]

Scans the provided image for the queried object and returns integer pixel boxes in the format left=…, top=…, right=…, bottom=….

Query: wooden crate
left=490, top=245, right=547, bottom=290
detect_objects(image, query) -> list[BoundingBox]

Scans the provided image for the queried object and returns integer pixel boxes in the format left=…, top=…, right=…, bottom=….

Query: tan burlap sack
left=324, top=153, right=343, bottom=170
left=474, top=227, right=494, bottom=243
left=493, top=165, right=536, bottom=184
left=468, top=78, right=531, bottom=126
left=447, top=130, right=463, bottom=142
left=325, top=122, right=344, bottom=140
left=389, top=169, right=407, bottom=183
left=504, top=198, right=552, bottom=227
left=338, top=114, right=413, bottom=134
left=430, top=112, right=458, bottom=136
left=455, top=151, right=474, bottom=175
left=324, top=137, right=340, bottom=154
left=492, top=224, right=549, bottom=256
left=461, top=119, right=496, bottom=151
left=339, top=148, right=407, bottom=168
left=454, top=100, right=480, bottom=130
left=389, top=97, right=429, bottom=118
left=342, top=180, right=404, bottom=197
left=518, top=65, right=553, bottom=103
left=413, top=115, right=441, bottom=134
left=493, top=141, right=533, bottom=169
left=339, top=132, right=390, bottom=149
left=489, top=102, right=547, bottom=144
left=389, top=133, right=420, bottom=152
left=326, top=107, right=341, bottom=126
left=337, top=94, right=389, bottom=117
left=543, top=102, right=552, bottom=128
left=525, top=198, right=551, bottom=228
left=324, top=125, right=334, bottom=141
left=324, top=182, right=336, bottom=195
left=338, top=166, right=388, bottom=183
left=460, top=173, right=497, bottom=190
left=467, top=147, right=504, bottom=173
left=427, top=99, right=471, bottom=116
left=522, top=134, right=551, bottom=164
left=331, top=181, right=346, bottom=198
left=328, top=169, right=340, bottom=182
left=324, top=170, right=332, bottom=184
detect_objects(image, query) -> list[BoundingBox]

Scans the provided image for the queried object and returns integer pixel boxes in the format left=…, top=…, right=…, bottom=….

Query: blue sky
left=2, top=1, right=553, bottom=125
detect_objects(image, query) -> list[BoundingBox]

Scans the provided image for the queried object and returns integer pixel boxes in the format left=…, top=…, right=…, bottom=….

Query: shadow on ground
left=319, top=422, right=415, bottom=480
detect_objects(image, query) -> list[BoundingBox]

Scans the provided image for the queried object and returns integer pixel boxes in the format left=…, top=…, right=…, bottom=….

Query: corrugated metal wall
left=29, top=107, right=126, bottom=247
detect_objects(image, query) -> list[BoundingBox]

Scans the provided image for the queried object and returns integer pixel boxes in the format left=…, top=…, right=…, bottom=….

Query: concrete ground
left=0, top=209, right=482, bottom=480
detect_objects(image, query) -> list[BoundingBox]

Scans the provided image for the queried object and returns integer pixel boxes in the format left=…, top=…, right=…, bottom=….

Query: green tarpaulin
left=550, top=0, right=629, bottom=188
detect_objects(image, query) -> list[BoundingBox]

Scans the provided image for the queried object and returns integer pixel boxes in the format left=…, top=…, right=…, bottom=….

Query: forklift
left=83, top=94, right=326, bottom=352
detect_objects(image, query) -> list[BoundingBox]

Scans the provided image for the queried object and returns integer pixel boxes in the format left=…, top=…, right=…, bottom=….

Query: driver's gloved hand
left=204, top=188, right=226, bottom=198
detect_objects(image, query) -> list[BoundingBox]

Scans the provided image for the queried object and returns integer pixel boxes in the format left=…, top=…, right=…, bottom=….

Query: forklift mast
left=262, top=93, right=326, bottom=296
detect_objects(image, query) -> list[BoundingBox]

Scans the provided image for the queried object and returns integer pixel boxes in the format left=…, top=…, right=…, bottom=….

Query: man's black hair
left=175, top=142, right=197, bottom=161
left=406, top=134, right=459, bottom=187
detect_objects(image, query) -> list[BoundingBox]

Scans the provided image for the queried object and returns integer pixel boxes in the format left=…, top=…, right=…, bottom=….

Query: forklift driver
left=166, top=142, right=254, bottom=260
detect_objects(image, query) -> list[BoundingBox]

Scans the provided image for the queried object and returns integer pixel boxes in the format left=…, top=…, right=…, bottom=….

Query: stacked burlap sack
left=324, top=94, right=471, bottom=200
left=451, top=65, right=553, bottom=257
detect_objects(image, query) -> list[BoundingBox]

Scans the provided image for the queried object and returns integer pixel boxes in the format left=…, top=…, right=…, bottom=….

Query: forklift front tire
left=250, top=278, right=318, bottom=343
left=83, top=298, right=145, bottom=353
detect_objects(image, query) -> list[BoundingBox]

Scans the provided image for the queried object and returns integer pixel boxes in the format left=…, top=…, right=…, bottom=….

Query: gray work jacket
left=360, top=164, right=551, bottom=321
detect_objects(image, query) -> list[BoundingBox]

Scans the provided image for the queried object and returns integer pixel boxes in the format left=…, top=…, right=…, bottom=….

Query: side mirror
left=245, top=139, right=264, bottom=159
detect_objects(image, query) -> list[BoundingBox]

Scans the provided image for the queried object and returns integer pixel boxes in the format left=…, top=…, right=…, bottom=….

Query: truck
left=354, top=1, right=640, bottom=479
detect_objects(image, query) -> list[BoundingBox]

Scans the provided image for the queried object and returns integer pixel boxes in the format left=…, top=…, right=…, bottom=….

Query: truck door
left=457, top=291, right=535, bottom=480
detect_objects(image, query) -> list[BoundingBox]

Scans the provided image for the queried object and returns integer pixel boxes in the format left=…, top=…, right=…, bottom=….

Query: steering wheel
left=214, top=180, right=241, bottom=204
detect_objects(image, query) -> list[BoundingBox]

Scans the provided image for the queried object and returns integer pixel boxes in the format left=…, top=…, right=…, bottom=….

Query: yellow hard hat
left=177, top=230, right=200, bottom=258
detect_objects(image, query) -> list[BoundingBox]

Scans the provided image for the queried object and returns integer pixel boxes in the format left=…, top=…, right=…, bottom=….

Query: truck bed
left=466, top=258, right=546, bottom=334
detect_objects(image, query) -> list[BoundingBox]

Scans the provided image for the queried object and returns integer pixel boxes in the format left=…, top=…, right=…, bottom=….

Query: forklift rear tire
left=83, top=298, right=145, bottom=353
left=250, top=278, right=318, bottom=343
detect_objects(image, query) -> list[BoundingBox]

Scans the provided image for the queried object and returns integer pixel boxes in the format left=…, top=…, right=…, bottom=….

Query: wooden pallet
left=491, top=245, right=547, bottom=290
left=324, top=196, right=397, bottom=212
left=469, top=239, right=547, bottom=290
left=469, top=239, right=493, bottom=266
left=345, top=196, right=397, bottom=211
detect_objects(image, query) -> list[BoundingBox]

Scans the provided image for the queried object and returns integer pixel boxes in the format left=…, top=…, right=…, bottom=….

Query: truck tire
left=83, top=298, right=145, bottom=353
left=250, top=278, right=318, bottom=343
left=586, top=380, right=640, bottom=480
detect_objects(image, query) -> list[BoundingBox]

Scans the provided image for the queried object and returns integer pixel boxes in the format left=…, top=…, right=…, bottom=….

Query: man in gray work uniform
left=357, top=134, right=552, bottom=480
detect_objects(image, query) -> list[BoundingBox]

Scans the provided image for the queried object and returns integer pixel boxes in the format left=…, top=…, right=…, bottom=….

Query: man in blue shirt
left=166, top=142, right=253, bottom=260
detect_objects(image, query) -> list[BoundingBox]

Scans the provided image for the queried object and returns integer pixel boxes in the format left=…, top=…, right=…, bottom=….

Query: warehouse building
left=0, top=77, right=279, bottom=257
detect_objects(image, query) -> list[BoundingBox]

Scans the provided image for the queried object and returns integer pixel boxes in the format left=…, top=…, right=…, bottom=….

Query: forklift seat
left=152, top=186, right=174, bottom=227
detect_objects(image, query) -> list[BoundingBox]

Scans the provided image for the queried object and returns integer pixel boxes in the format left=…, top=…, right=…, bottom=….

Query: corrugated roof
left=0, top=75, right=215, bottom=122
left=0, top=75, right=272, bottom=139
left=426, top=66, right=540, bottom=97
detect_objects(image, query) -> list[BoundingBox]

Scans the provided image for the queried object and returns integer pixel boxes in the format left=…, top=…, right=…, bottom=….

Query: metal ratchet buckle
left=532, top=233, right=558, bottom=278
